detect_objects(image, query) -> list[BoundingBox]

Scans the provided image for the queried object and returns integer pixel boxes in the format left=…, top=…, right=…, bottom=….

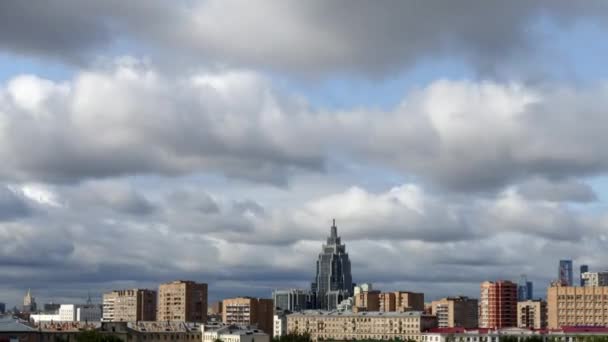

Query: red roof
left=559, top=326, right=608, bottom=333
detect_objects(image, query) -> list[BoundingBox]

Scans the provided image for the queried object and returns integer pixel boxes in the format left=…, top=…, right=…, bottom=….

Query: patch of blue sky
left=271, top=57, right=473, bottom=112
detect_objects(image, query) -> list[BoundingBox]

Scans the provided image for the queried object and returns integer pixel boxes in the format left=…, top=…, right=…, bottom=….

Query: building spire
left=331, top=218, right=337, bottom=239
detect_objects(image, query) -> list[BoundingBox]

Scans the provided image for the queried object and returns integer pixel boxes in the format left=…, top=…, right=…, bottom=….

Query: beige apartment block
left=517, top=300, right=547, bottom=329
left=431, top=296, right=478, bottom=328
left=379, top=291, right=424, bottom=312
left=102, top=289, right=157, bottom=322
left=287, top=310, right=437, bottom=342
left=158, top=280, right=208, bottom=322
left=354, top=290, right=380, bottom=312
left=547, top=285, right=608, bottom=328
left=222, top=297, right=274, bottom=333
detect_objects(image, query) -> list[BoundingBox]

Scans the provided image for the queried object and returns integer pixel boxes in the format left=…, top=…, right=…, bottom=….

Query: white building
left=581, top=271, right=608, bottom=286
left=30, top=304, right=102, bottom=323
left=202, top=323, right=270, bottom=342
left=273, top=314, right=287, bottom=338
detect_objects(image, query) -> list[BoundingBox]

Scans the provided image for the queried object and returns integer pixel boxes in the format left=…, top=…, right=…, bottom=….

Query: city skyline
left=3, top=1, right=608, bottom=309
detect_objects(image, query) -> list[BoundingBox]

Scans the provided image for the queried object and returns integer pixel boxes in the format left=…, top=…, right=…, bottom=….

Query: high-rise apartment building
left=547, top=285, right=608, bottom=328
left=272, top=289, right=314, bottom=312
left=559, top=260, right=574, bottom=286
left=479, top=281, right=517, bottom=329
left=222, top=297, right=273, bottom=333
left=311, top=220, right=353, bottom=310
left=158, top=280, right=207, bottom=322
left=517, top=300, right=547, bottom=329
left=430, top=296, right=478, bottom=328
left=353, top=289, right=380, bottom=312
left=581, top=272, right=608, bottom=287
left=580, top=265, right=590, bottom=286
left=102, top=289, right=157, bottom=322
left=379, top=291, right=424, bottom=312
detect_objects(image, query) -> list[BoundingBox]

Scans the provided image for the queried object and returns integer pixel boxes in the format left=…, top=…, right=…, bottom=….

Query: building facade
left=581, top=272, right=608, bottom=287
left=517, top=300, right=547, bottom=329
left=222, top=297, right=273, bottom=334
left=272, top=289, right=314, bottom=312
left=431, top=297, right=478, bottom=328
left=547, top=285, right=608, bottom=328
left=31, top=304, right=102, bottom=323
left=102, top=289, right=157, bottom=322
left=479, top=281, right=517, bottom=329
left=559, top=260, right=574, bottom=286
left=353, top=289, right=380, bottom=312
left=157, top=281, right=207, bottom=322
left=287, top=310, right=437, bottom=342
left=273, top=314, right=287, bottom=338
left=311, top=220, right=353, bottom=310
left=202, top=323, right=270, bottom=342
left=379, top=292, right=425, bottom=312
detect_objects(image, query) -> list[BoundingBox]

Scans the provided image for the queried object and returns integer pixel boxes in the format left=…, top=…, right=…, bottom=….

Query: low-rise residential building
left=431, top=297, right=478, bottom=328
left=202, top=323, right=270, bottom=342
left=287, top=310, right=437, bottom=341
left=517, top=300, right=547, bottom=329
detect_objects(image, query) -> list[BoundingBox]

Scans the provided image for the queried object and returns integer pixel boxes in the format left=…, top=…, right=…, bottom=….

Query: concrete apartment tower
left=222, top=297, right=274, bottom=333
left=431, top=296, right=478, bottom=328
left=102, top=289, right=157, bottom=322
left=311, top=219, right=353, bottom=310
left=479, top=280, right=517, bottom=328
left=158, top=280, right=208, bottom=322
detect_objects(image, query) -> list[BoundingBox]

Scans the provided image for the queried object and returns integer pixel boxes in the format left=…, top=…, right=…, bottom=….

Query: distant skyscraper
left=580, top=265, right=589, bottom=286
left=311, top=219, right=353, bottom=310
left=0, top=303, right=5, bottom=314
left=517, top=275, right=533, bottom=301
left=558, top=260, right=573, bottom=286
left=22, top=289, right=37, bottom=313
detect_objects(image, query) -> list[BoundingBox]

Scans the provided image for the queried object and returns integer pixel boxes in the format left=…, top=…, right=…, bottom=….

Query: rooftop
left=289, top=310, right=430, bottom=317
left=0, top=316, right=36, bottom=332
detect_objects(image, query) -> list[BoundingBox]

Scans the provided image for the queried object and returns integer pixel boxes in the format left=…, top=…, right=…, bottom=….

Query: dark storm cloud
left=1, top=1, right=607, bottom=76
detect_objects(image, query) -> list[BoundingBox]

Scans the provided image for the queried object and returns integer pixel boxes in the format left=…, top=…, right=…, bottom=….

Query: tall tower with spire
left=311, top=219, right=353, bottom=310
left=22, top=289, right=37, bottom=313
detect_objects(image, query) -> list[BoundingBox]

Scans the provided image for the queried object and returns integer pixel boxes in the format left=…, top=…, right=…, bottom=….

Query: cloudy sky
left=2, top=0, right=608, bottom=308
